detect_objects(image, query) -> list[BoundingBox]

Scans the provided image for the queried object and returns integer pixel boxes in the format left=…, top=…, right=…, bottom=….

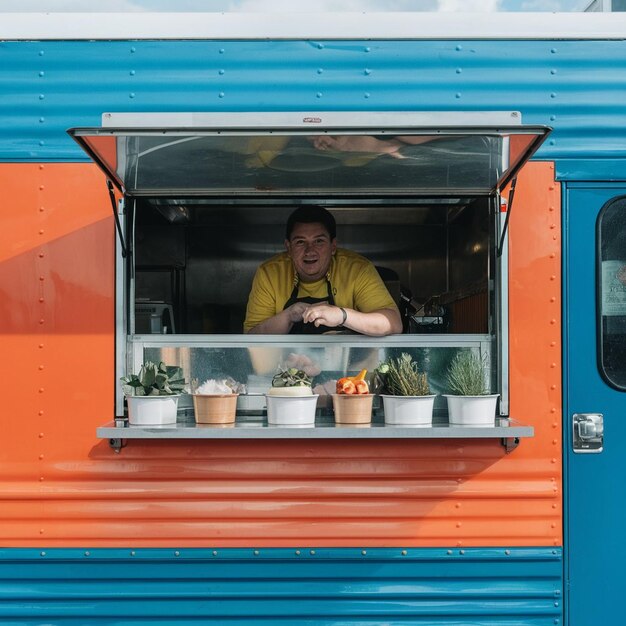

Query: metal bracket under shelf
left=100, top=417, right=532, bottom=453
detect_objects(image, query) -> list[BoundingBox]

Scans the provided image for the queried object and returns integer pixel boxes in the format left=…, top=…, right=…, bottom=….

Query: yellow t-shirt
left=244, top=248, right=398, bottom=332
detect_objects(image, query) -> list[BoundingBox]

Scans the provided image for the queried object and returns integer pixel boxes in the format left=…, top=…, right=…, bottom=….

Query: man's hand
left=301, top=303, right=343, bottom=328
left=285, top=301, right=310, bottom=323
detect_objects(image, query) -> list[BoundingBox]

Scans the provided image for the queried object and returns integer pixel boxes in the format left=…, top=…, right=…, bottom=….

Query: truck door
left=565, top=184, right=626, bottom=625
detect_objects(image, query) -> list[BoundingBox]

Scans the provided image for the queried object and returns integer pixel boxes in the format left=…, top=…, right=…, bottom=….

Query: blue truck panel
left=0, top=547, right=562, bottom=625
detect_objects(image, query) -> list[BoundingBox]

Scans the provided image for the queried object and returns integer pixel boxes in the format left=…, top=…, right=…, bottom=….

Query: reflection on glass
left=144, top=343, right=493, bottom=420
left=598, top=197, right=626, bottom=389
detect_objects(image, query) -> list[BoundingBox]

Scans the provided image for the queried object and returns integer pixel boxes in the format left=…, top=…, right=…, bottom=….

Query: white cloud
left=437, top=0, right=500, bottom=10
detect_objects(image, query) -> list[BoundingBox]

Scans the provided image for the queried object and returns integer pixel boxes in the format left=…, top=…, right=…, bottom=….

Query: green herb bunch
left=376, top=353, right=430, bottom=396
left=121, top=361, right=186, bottom=396
left=272, top=367, right=313, bottom=388
left=446, top=352, right=488, bottom=396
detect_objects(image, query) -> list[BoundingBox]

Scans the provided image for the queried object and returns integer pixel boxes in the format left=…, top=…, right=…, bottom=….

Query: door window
left=598, top=196, right=626, bottom=390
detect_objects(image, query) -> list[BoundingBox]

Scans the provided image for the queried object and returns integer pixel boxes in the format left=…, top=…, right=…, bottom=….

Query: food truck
left=1, top=11, right=625, bottom=626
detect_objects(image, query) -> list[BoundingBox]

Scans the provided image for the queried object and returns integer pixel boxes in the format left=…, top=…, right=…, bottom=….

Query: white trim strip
left=1, top=12, right=626, bottom=41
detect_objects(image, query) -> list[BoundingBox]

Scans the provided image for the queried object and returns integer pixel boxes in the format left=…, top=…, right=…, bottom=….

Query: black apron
left=283, top=277, right=338, bottom=334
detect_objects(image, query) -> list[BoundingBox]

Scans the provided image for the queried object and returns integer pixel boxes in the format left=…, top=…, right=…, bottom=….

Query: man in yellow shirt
left=244, top=206, right=402, bottom=336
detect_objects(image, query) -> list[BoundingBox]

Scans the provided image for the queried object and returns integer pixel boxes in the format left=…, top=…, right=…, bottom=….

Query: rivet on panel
left=39, top=344, right=44, bottom=349
left=447, top=550, right=453, bottom=555
left=551, top=48, right=557, bottom=53
left=130, top=47, right=136, bottom=53
left=553, top=235, right=558, bottom=240
left=39, top=454, right=44, bottom=460
left=38, top=388, right=44, bottom=393
left=456, top=522, right=462, bottom=528
left=549, top=140, right=555, bottom=146
left=40, top=551, right=46, bottom=556
left=39, top=50, right=44, bottom=56
left=39, top=252, right=45, bottom=258
left=555, top=589, right=561, bottom=595
left=401, top=550, right=407, bottom=556
left=129, top=93, right=135, bottom=98
left=459, top=550, right=465, bottom=555
left=554, top=601, right=560, bottom=607
left=39, top=477, right=44, bottom=481
left=553, top=503, right=558, bottom=509
left=456, top=68, right=462, bottom=74
left=364, top=68, right=371, bottom=75
left=364, top=46, right=371, bottom=52
left=295, top=550, right=301, bottom=555
left=317, top=43, right=324, bottom=49
left=551, top=406, right=557, bottom=412
left=39, top=94, right=45, bottom=100
left=551, top=523, right=557, bottom=529
left=549, top=186, right=555, bottom=191
left=550, top=224, right=556, bottom=229
left=550, top=319, right=556, bottom=325
left=550, top=275, right=556, bottom=281
left=84, top=551, right=90, bottom=557
left=316, top=92, right=322, bottom=98
left=310, top=550, right=316, bottom=555
left=212, top=551, right=218, bottom=556
left=455, top=93, right=461, bottom=99
left=39, top=276, right=45, bottom=281
left=551, top=458, right=557, bottom=464
left=219, top=69, right=225, bottom=75
left=553, top=422, right=558, bottom=428
left=39, top=164, right=44, bottom=169
left=38, top=410, right=44, bottom=415
left=364, top=93, right=370, bottom=99
left=39, top=71, right=45, bottom=77
left=129, top=70, right=136, bottom=76
left=254, top=550, right=259, bottom=556
left=130, top=551, right=136, bottom=556
left=550, top=69, right=557, bottom=75
left=39, top=141, right=45, bottom=147
left=219, top=48, right=225, bottom=54
left=361, top=550, right=367, bottom=556
left=505, top=549, right=511, bottom=555
left=40, top=206, right=45, bottom=212
left=455, top=45, right=463, bottom=51
left=38, top=365, right=44, bottom=370
left=39, top=118, right=45, bottom=123
left=39, top=319, right=45, bottom=325
left=455, top=503, right=461, bottom=509
left=39, top=433, right=44, bottom=438
left=174, top=551, right=180, bottom=557
left=39, top=297, right=44, bottom=303
left=40, top=529, right=44, bottom=534
left=550, top=384, right=556, bottom=390
left=39, top=230, right=44, bottom=235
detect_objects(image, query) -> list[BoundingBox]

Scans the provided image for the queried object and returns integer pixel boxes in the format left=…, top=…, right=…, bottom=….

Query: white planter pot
left=381, top=394, right=436, bottom=426
left=126, top=395, right=180, bottom=425
left=444, top=394, right=500, bottom=426
left=266, top=394, right=319, bottom=426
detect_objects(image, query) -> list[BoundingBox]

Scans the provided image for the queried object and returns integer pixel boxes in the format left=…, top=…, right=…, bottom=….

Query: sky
left=0, top=0, right=593, bottom=12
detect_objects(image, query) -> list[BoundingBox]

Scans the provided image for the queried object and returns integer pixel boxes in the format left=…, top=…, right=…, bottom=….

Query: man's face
left=285, top=222, right=337, bottom=283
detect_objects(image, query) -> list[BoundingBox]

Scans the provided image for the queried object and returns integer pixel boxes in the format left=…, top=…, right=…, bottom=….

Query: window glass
left=598, top=196, right=626, bottom=389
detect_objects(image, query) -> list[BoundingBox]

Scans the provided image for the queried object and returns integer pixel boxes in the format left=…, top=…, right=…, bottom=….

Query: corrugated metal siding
left=0, top=39, right=625, bottom=167
left=0, top=547, right=563, bottom=625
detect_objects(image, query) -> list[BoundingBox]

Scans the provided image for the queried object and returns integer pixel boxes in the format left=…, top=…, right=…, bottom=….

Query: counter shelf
left=97, top=416, right=533, bottom=453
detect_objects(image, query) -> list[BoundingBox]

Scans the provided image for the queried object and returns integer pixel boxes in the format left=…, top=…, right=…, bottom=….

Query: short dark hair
left=286, top=206, right=336, bottom=241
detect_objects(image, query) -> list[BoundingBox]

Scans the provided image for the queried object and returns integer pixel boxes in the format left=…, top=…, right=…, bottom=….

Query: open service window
left=69, top=112, right=549, bottom=426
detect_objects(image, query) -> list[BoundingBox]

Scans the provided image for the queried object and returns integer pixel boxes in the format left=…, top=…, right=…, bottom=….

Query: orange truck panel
left=0, top=162, right=561, bottom=548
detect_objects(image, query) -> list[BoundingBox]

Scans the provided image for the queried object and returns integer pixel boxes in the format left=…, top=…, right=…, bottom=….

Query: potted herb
left=443, top=351, right=499, bottom=426
left=376, top=353, right=436, bottom=426
left=266, top=368, right=318, bottom=426
left=332, top=369, right=373, bottom=425
left=120, top=361, right=186, bottom=425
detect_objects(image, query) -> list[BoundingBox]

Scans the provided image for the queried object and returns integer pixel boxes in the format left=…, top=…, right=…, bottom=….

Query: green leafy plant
left=446, top=352, right=489, bottom=396
left=121, top=361, right=186, bottom=396
left=272, top=367, right=313, bottom=388
left=376, top=353, right=430, bottom=396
